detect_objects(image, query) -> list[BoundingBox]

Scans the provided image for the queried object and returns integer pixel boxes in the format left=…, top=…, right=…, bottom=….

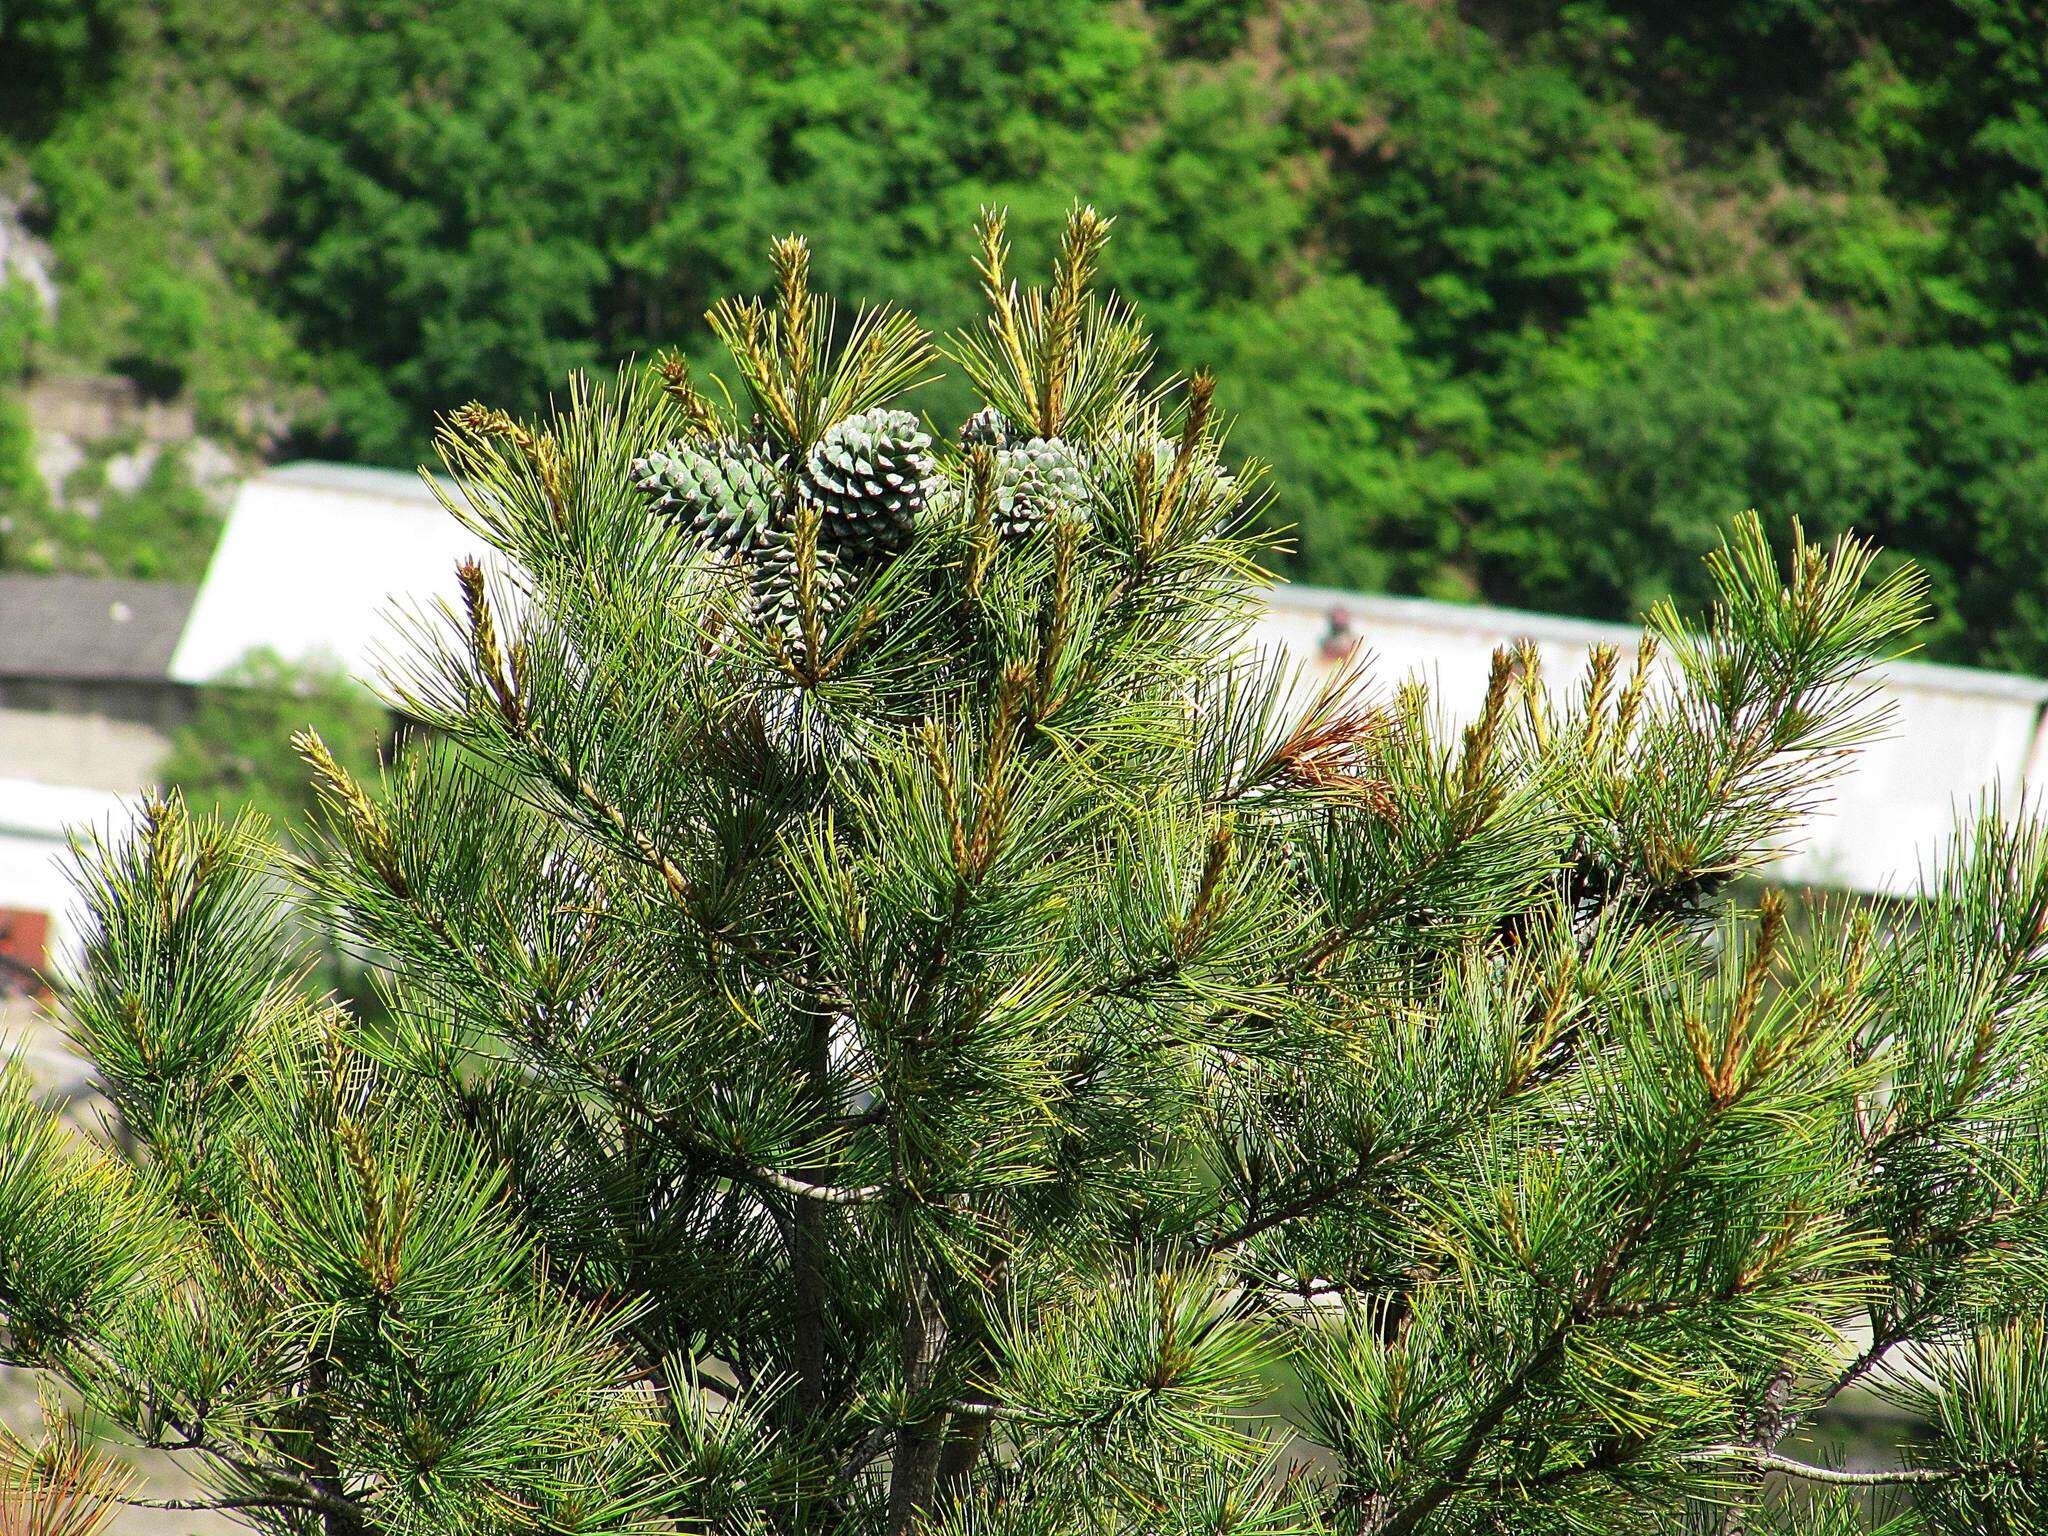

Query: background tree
left=12, top=1, right=2048, bottom=676
left=3, top=213, right=2046, bottom=1536
left=157, top=648, right=392, bottom=843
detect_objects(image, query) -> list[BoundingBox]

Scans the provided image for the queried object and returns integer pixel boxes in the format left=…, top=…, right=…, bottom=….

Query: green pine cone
left=1120, top=429, right=1236, bottom=505
left=958, top=405, right=1019, bottom=451
left=994, top=435, right=1092, bottom=539
left=1094, top=427, right=1177, bottom=487
left=1094, top=427, right=1239, bottom=511
left=746, top=523, right=853, bottom=646
left=632, top=437, right=783, bottom=555
left=800, top=408, right=936, bottom=562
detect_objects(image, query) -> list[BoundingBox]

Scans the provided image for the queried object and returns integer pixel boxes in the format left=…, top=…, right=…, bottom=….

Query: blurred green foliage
left=1, top=442, right=220, bottom=579
left=8, top=0, right=2048, bottom=667
left=157, top=647, right=390, bottom=841
left=0, top=391, right=45, bottom=544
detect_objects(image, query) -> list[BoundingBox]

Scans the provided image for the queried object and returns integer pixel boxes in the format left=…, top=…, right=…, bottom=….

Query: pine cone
left=993, top=436, right=1092, bottom=539
left=745, top=523, right=852, bottom=648
left=800, top=408, right=935, bottom=563
left=958, top=405, right=1019, bottom=451
left=1095, top=428, right=1177, bottom=486
left=631, top=437, right=782, bottom=555
left=1096, top=429, right=1236, bottom=506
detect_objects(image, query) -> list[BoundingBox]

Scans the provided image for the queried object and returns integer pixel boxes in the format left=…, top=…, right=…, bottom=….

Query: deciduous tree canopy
left=7, top=2, right=2048, bottom=665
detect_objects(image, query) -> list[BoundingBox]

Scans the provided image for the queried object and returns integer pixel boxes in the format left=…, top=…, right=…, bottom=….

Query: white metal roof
left=1261, top=587, right=2048, bottom=896
left=168, top=462, right=477, bottom=687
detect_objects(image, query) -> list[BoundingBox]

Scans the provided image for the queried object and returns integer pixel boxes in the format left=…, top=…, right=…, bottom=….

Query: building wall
left=1256, top=587, right=2048, bottom=899
left=0, top=699, right=180, bottom=793
left=0, top=676, right=194, bottom=730
left=0, top=684, right=181, bottom=979
left=0, top=777, right=132, bottom=975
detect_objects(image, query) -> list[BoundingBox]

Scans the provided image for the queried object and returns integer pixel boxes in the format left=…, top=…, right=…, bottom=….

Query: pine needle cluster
left=3, top=210, right=2046, bottom=1536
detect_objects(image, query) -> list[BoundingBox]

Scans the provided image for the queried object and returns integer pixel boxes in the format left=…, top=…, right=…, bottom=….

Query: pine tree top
left=4, top=209, right=2046, bottom=1536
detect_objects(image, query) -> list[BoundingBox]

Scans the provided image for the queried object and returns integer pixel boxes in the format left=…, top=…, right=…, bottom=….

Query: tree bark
left=1720, top=1366, right=1796, bottom=1536
left=790, top=1008, right=834, bottom=1413
left=884, top=1263, right=950, bottom=1533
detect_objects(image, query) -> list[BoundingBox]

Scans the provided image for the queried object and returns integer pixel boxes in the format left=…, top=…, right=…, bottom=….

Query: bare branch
left=1698, top=1447, right=1990, bottom=1488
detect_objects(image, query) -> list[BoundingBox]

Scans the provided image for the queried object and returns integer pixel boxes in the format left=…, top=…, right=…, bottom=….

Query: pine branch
left=44, top=1336, right=373, bottom=1532
left=1368, top=1324, right=1573, bottom=1536
left=593, top=1050, right=885, bottom=1208
left=453, top=563, right=702, bottom=910
left=117, top=1491, right=332, bottom=1515
left=753, top=1166, right=887, bottom=1205
left=1698, top=1448, right=1997, bottom=1488
left=1818, top=1311, right=1916, bottom=1406
left=1366, top=1060, right=1749, bottom=1536
left=1200, top=1161, right=1382, bottom=1259
left=947, top=1400, right=1025, bottom=1421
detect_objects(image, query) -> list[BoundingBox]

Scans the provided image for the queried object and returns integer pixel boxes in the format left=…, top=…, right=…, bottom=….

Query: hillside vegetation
left=4, top=0, right=2047, bottom=668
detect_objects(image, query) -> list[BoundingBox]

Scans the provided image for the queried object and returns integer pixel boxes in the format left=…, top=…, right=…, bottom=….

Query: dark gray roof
left=0, top=576, right=197, bottom=682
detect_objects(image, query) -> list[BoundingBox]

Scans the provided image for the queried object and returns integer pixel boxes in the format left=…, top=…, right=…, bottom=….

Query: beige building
left=0, top=576, right=195, bottom=983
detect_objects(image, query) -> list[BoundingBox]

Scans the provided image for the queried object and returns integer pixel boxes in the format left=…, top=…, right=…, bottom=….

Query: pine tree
left=4, top=209, right=2048, bottom=1536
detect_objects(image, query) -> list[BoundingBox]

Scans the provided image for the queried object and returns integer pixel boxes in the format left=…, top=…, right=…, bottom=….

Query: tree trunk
left=884, top=1263, right=950, bottom=1533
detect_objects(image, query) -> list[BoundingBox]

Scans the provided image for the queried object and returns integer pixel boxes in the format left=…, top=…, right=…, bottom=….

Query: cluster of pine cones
left=630, top=407, right=1103, bottom=639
